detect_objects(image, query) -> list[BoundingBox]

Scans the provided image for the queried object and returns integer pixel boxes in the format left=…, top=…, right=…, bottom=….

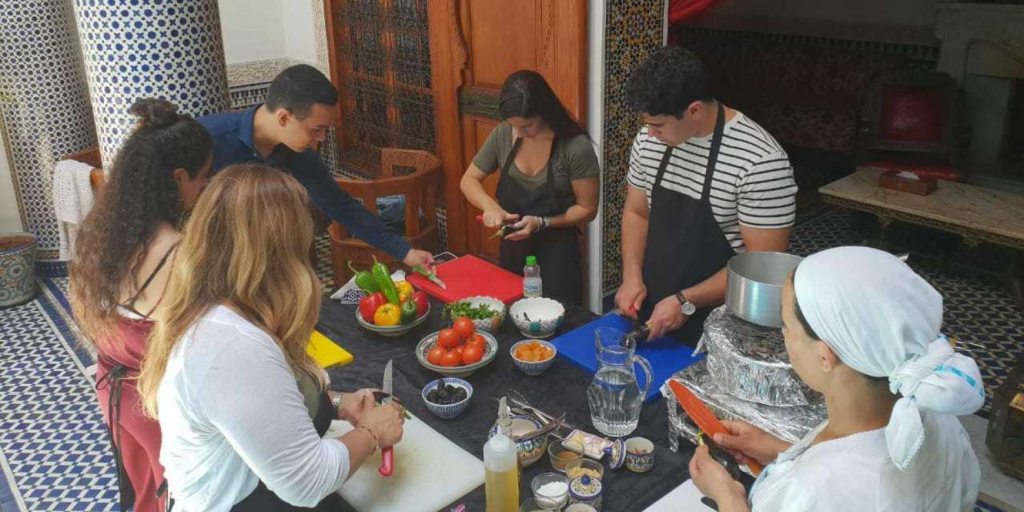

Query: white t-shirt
left=749, top=413, right=980, bottom=512
left=157, top=305, right=350, bottom=511
left=627, top=112, right=798, bottom=252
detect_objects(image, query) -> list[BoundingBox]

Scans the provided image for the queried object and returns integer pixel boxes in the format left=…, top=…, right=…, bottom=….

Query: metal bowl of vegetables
left=354, top=301, right=430, bottom=338
left=442, top=296, right=506, bottom=334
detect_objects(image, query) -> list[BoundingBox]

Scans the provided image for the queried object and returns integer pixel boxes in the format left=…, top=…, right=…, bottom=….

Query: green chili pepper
left=348, top=261, right=379, bottom=293
left=372, top=256, right=400, bottom=305
left=400, top=299, right=418, bottom=324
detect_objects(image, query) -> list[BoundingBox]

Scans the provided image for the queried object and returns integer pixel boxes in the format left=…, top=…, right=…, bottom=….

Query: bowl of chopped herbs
left=442, top=296, right=506, bottom=333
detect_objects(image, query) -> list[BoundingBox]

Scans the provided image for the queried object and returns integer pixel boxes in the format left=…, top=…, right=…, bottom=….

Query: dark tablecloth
left=320, top=298, right=699, bottom=512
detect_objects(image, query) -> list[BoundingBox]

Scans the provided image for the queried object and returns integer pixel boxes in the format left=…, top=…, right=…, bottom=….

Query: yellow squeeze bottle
left=484, top=397, right=519, bottom=511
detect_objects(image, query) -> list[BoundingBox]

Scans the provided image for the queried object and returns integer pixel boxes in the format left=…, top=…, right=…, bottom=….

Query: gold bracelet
left=355, top=425, right=379, bottom=452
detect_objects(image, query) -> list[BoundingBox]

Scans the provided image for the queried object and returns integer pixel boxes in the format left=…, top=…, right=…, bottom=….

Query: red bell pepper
left=411, top=291, right=429, bottom=318
left=359, top=292, right=386, bottom=323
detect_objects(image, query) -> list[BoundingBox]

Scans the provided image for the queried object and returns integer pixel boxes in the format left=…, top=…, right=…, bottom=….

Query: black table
left=319, top=298, right=698, bottom=512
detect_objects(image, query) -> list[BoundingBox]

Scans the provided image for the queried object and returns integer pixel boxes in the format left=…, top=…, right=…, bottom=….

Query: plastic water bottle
left=523, top=255, right=542, bottom=298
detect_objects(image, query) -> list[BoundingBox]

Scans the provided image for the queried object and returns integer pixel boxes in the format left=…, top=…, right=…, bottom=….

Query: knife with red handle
left=379, top=360, right=394, bottom=477
left=668, top=379, right=763, bottom=476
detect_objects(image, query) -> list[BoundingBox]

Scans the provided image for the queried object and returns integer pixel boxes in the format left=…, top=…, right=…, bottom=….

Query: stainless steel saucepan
left=725, top=251, right=804, bottom=328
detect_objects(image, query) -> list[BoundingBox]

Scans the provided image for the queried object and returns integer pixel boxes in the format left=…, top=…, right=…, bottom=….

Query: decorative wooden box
left=878, top=170, right=937, bottom=196
left=987, top=355, right=1024, bottom=481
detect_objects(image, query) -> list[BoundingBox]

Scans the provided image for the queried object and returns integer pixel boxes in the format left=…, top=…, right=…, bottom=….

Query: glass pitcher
left=587, top=327, right=654, bottom=437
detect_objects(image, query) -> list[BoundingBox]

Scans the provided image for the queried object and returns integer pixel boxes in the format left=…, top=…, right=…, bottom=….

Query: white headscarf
left=793, top=246, right=984, bottom=471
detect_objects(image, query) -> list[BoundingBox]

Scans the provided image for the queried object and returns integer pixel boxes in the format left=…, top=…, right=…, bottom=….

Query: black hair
left=626, top=46, right=714, bottom=118
left=70, top=98, right=212, bottom=342
left=498, top=70, right=587, bottom=139
left=266, top=64, right=339, bottom=120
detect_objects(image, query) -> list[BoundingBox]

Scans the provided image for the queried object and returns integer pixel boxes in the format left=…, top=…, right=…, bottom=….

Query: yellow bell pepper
left=395, top=281, right=414, bottom=298
left=373, top=303, right=402, bottom=327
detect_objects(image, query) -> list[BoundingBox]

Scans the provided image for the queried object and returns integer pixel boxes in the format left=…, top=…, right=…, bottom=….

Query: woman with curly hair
left=138, top=164, right=404, bottom=511
left=69, top=98, right=212, bottom=512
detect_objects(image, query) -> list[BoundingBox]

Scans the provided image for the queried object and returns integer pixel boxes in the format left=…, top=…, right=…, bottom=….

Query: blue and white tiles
left=0, top=1, right=98, bottom=260
left=73, top=0, right=230, bottom=169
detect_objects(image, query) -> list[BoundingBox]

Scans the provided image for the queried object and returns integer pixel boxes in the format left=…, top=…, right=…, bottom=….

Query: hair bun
left=130, top=98, right=180, bottom=128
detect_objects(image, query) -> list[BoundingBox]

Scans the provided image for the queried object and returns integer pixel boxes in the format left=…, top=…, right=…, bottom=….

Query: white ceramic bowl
left=421, top=378, right=473, bottom=419
left=454, top=296, right=506, bottom=334
left=354, top=302, right=430, bottom=337
left=414, top=330, right=499, bottom=378
left=510, top=298, right=565, bottom=338
left=509, top=339, right=557, bottom=376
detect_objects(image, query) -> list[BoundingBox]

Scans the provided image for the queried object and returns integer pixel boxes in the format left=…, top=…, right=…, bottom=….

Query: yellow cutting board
left=307, top=330, right=354, bottom=368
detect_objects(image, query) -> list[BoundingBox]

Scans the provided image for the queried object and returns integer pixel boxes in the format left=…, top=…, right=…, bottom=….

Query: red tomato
left=455, top=345, right=465, bottom=357
left=465, top=334, right=485, bottom=351
left=453, top=316, right=475, bottom=340
left=440, top=349, right=462, bottom=367
left=437, top=329, right=461, bottom=350
left=412, top=291, right=429, bottom=317
left=426, top=345, right=446, bottom=366
left=461, top=344, right=484, bottom=365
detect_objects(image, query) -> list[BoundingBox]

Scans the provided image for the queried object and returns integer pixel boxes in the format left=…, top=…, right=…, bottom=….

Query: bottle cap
left=526, top=255, right=537, bottom=266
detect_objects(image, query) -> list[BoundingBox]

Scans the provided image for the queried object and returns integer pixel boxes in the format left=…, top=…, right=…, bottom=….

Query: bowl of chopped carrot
left=510, top=339, right=557, bottom=376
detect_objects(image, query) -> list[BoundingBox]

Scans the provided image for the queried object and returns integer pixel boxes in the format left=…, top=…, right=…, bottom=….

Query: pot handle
left=634, top=354, right=654, bottom=398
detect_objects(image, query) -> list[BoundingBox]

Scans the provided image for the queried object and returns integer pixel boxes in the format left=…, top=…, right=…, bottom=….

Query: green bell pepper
left=348, top=261, right=379, bottom=293
left=372, top=256, right=401, bottom=305
left=400, top=299, right=418, bottom=324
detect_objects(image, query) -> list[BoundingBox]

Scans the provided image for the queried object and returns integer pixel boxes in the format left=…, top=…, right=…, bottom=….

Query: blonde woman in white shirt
left=138, top=163, right=404, bottom=511
left=690, top=247, right=983, bottom=512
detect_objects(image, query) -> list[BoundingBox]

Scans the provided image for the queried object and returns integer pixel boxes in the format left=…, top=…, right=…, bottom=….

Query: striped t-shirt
left=627, top=112, right=798, bottom=252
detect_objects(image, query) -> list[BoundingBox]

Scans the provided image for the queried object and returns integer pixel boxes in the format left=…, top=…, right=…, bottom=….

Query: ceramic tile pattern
left=600, top=0, right=666, bottom=294
left=73, top=0, right=230, bottom=169
left=0, top=0, right=98, bottom=260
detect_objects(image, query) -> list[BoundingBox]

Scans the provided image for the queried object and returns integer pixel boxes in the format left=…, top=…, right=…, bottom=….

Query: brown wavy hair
left=138, top=163, right=324, bottom=417
left=69, top=98, right=212, bottom=346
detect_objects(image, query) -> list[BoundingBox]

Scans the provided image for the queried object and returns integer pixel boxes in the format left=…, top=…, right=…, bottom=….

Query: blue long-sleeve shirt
left=198, top=105, right=411, bottom=260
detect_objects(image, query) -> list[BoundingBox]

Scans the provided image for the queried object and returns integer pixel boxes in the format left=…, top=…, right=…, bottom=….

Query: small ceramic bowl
left=488, top=415, right=549, bottom=467
left=548, top=439, right=583, bottom=473
left=421, top=378, right=472, bottom=419
left=510, top=298, right=565, bottom=338
left=531, top=472, right=570, bottom=509
left=458, top=296, right=507, bottom=333
left=624, top=437, right=655, bottom=473
left=565, top=458, right=604, bottom=481
left=510, top=339, right=557, bottom=376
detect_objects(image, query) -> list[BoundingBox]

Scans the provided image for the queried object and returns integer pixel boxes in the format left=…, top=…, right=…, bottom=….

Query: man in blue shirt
left=198, top=64, right=434, bottom=270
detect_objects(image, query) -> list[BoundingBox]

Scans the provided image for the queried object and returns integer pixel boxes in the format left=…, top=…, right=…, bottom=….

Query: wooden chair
left=328, top=148, right=444, bottom=285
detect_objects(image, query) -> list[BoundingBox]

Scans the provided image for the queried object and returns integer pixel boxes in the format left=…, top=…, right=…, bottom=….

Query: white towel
left=52, top=159, right=96, bottom=261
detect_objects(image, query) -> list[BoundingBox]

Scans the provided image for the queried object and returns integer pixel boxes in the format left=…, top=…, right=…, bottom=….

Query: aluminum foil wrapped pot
left=701, top=306, right=820, bottom=407
left=726, top=251, right=802, bottom=328
left=662, top=360, right=827, bottom=454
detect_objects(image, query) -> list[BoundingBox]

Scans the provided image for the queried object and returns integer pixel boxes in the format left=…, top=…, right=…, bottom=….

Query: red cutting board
left=407, top=255, right=524, bottom=304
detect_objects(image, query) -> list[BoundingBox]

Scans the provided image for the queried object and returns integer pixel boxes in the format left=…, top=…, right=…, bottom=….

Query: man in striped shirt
left=616, top=47, right=797, bottom=342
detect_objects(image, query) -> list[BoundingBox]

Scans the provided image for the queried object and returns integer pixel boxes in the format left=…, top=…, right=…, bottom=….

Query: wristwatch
left=674, top=292, right=697, bottom=316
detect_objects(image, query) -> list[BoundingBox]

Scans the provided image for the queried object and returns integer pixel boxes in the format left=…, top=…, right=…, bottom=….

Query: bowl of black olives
left=422, top=378, right=473, bottom=419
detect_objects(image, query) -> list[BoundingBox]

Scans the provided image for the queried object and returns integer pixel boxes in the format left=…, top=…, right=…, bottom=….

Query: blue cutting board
left=550, top=314, right=705, bottom=403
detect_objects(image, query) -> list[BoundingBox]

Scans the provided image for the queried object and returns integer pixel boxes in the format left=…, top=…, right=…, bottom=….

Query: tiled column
left=74, top=0, right=230, bottom=169
left=0, top=1, right=98, bottom=260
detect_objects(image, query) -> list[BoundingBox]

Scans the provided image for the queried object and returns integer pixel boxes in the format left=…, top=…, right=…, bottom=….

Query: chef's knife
left=668, top=380, right=763, bottom=476
left=379, top=360, right=394, bottom=477
left=413, top=265, right=447, bottom=289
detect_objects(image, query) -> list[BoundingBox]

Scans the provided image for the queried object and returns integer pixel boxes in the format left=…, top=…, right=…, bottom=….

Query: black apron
left=166, top=392, right=343, bottom=511
left=638, top=102, right=736, bottom=344
left=496, top=136, right=583, bottom=305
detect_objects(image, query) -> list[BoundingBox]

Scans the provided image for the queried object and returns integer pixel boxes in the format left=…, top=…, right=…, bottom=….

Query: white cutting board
left=642, top=480, right=716, bottom=512
left=328, top=414, right=484, bottom=512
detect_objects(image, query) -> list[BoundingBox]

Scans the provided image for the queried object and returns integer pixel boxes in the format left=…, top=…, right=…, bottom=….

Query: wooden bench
left=819, top=166, right=1024, bottom=309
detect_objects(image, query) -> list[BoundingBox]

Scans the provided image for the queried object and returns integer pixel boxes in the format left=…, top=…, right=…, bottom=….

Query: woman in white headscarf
left=690, top=246, right=983, bottom=512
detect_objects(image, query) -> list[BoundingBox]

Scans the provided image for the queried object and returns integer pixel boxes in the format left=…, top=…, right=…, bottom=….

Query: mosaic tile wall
left=0, top=0, right=98, bottom=261
left=73, top=0, right=230, bottom=169
left=601, top=0, right=666, bottom=294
